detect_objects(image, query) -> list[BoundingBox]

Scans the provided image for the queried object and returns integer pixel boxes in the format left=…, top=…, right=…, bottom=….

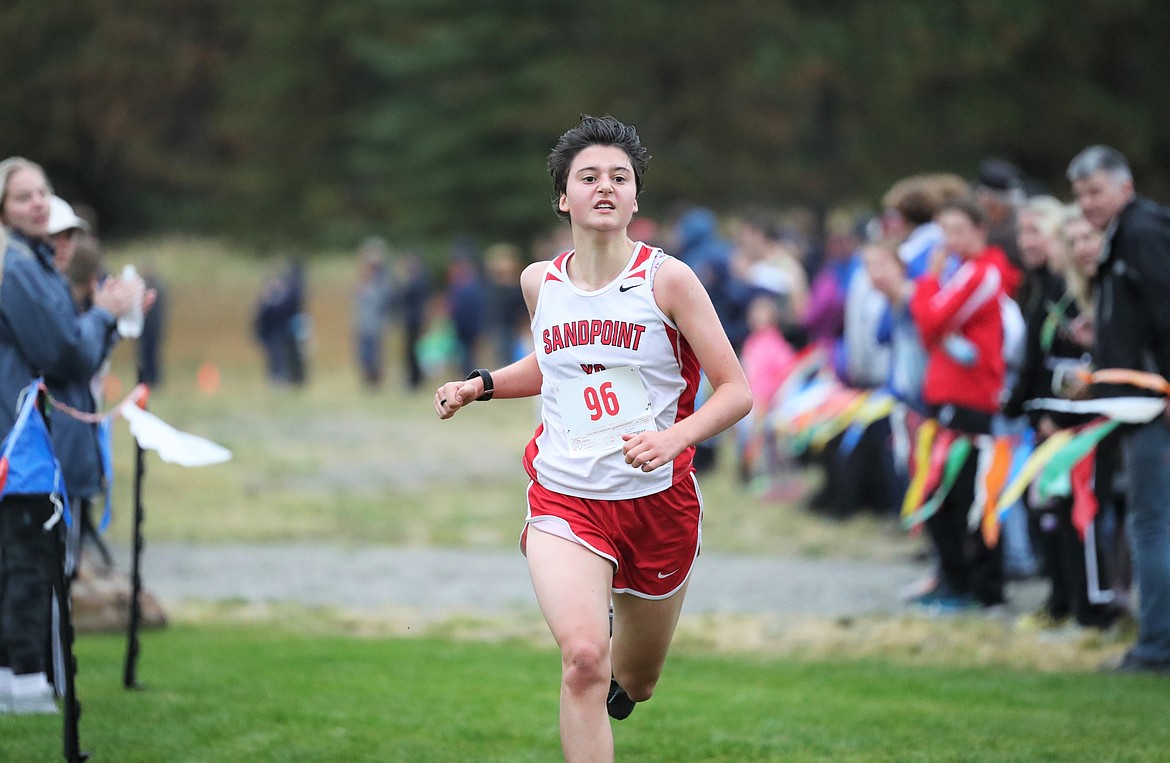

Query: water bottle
left=117, top=264, right=145, bottom=339
left=942, top=333, right=978, bottom=366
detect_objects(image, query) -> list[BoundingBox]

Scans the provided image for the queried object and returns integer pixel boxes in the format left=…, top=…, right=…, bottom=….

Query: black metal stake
left=122, top=381, right=147, bottom=690
left=47, top=504, right=90, bottom=763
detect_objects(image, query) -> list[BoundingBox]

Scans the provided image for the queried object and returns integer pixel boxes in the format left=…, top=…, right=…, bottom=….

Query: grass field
left=3, top=623, right=1169, bottom=762
left=3, top=239, right=1158, bottom=761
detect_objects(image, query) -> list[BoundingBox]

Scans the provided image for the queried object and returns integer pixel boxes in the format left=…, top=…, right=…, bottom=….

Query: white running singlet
left=523, top=242, right=700, bottom=500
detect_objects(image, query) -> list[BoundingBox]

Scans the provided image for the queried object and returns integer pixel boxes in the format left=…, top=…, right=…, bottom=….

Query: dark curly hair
left=547, top=115, right=650, bottom=221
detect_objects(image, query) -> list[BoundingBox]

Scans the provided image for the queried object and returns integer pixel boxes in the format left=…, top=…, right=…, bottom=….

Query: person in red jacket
left=909, top=196, right=1012, bottom=611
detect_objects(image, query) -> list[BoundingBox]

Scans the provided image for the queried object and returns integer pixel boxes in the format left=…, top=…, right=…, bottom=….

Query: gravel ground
left=112, top=541, right=1044, bottom=620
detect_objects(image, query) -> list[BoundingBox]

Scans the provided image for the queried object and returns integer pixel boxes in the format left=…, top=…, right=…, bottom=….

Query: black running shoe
left=606, top=678, right=636, bottom=720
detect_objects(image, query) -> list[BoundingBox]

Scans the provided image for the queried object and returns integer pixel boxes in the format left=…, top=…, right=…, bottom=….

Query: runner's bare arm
left=434, top=261, right=547, bottom=420
left=620, top=257, right=753, bottom=471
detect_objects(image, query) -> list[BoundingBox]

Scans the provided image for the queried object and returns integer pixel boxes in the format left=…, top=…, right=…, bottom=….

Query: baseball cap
left=976, top=159, right=1023, bottom=193
left=47, top=195, right=90, bottom=236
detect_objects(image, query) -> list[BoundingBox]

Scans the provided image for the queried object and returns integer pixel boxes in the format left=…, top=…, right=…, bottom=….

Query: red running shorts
left=521, top=473, right=702, bottom=599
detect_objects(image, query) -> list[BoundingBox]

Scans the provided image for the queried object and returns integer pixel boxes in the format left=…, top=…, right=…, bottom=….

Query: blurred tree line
left=3, top=0, right=1169, bottom=253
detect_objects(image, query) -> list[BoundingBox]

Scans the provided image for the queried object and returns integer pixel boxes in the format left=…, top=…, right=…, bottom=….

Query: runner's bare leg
left=611, top=580, right=689, bottom=701
left=526, top=527, right=615, bottom=763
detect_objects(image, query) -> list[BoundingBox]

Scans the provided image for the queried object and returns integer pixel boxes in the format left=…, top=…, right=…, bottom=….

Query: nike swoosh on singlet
left=619, top=283, right=642, bottom=292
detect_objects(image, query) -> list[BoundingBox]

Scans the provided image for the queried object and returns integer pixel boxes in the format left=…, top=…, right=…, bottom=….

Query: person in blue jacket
left=0, top=157, right=142, bottom=714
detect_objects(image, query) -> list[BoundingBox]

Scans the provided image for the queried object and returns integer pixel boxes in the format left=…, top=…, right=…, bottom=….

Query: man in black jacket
left=1069, top=145, right=1170, bottom=674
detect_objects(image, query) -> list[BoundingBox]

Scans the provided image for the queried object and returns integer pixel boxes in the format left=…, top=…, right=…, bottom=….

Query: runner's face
left=1, top=166, right=51, bottom=239
left=558, top=145, right=638, bottom=231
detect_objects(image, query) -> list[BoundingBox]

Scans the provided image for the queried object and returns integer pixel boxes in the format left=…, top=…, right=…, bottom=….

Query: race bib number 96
left=554, top=366, right=656, bottom=453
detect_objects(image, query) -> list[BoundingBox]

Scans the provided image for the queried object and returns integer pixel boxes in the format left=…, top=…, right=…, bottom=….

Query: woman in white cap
left=46, top=194, right=89, bottom=272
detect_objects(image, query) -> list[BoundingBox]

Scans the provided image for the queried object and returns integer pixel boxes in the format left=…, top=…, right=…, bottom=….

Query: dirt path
left=113, top=542, right=1140, bottom=672
left=114, top=541, right=1043, bottom=620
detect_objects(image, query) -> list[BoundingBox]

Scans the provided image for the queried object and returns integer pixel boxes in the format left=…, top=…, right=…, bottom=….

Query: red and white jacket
left=910, top=247, right=1010, bottom=413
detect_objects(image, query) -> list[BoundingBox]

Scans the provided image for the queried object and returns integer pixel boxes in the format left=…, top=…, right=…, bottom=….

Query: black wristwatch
left=466, top=368, right=494, bottom=401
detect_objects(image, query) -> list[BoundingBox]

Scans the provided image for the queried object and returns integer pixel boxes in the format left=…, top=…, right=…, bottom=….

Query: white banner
left=120, top=403, right=233, bottom=467
left=1023, top=396, right=1166, bottom=424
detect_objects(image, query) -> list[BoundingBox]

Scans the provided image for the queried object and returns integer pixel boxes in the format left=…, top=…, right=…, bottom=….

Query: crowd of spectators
left=672, top=148, right=1170, bottom=675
